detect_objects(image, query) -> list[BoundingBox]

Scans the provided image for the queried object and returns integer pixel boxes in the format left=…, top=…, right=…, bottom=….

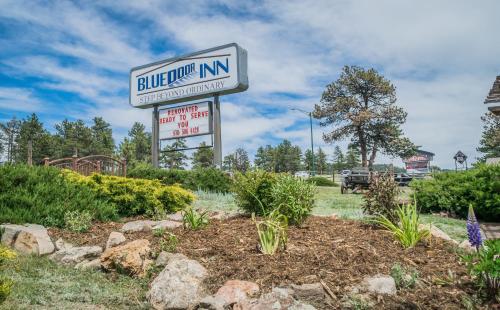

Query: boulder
left=155, top=251, right=187, bottom=267
left=197, top=295, right=226, bottom=310
left=459, top=239, right=476, bottom=252
left=215, top=280, right=260, bottom=305
left=152, top=220, right=183, bottom=230
left=291, top=283, right=326, bottom=301
left=419, top=224, right=458, bottom=244
left=355, top=275, right=396, bottom=295
left=235, top=287, right=316, bottom=310
left=100, top=239, right=152, bottom=277
left=121, top=220, right=157, bottom=233
left=55, top=238, right=73, bottom=251
left=0, top=223, right=54, bottom=255
left=50, top=245, right=103, bottom=265
left=106, top=231, right=126, bottom=249
left=166, top=212, right=183, bottom=222
left=147, top=256, right=208, bottom=309
left=75, top=258, right=101, bottom=270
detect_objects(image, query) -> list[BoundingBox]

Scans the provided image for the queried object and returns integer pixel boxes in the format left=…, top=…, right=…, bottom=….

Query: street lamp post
left=292, top=108, right=315, bottom=176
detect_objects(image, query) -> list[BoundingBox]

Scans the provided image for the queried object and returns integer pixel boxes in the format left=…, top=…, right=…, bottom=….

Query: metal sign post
left=213, top=94, right=222, bottom=168
left=152, top=105, right=160, bottom=167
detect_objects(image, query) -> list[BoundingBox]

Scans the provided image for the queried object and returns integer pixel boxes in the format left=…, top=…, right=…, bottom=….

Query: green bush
left=64, top=210, right=93, bottom=232
left=363, top=173, right=400, bottom=223
left=182, top=207, right=209, bottom=230
left=306, top=176, right=337, bottom=187
left=64, top=170, right=195, bottom=218
left=127, top=163, right=232, bottom=193
left=411, top=164, right=500, bottom=221
left=232, top=170, right=277, bottom=216
left=271, top=174, right=316, bottom=225
left=0, top=165, right=117, bottom=227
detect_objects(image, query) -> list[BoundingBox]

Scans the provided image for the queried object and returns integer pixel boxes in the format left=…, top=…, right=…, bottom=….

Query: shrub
left=253, top=210, right=288, bottom=255
left=182, top=207, right=209, bottom=230
left=411, top=164, right=500, bottom=221
left=127, top=163, right=232, bottom=193
left=461, top=239, right=500, bottom=302
left=232, top=170, right=277, bottom=216
left=0, top=165, right=116, bottom=227
left=63, top=170, right=195, bottom=218
left=271, top=174, right=315, bottom=225
left=158, top=232, right=178, bottom=253
left=0, top=245, right=16, bottom=304
left=390, top=263, right=419, bottom=289
left=306, top=176, right=337, bottom=187
left=64, top=210, right=92, bottom=232
left=373, top=202, right=430, bottom=249
left=363, top=173, right=400, bottom=223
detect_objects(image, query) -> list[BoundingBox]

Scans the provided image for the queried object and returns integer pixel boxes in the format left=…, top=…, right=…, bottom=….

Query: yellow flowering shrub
left=62, top=170, right=195, bottom=218
left=0, top=245, right=16, bottom=304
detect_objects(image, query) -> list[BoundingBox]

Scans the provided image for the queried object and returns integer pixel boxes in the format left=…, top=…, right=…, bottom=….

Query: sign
left=130, top=43, right=248, bottom=108
left=159, top=101, right=212, bottom=140
left=454, top=151, right=467, bottom=164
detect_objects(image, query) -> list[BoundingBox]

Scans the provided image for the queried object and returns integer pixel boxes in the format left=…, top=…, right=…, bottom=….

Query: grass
left=1, top=255, right=149, bottom=309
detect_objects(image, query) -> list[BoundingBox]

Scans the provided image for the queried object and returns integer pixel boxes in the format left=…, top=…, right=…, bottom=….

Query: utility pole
left=291, top=108, right=315, bottom=176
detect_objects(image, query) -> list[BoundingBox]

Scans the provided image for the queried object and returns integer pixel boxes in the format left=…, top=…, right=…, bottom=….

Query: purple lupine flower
left=466, top=206, right=482, bottom=250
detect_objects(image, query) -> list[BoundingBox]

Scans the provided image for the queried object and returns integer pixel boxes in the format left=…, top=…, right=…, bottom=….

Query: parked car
left=394, top=173, right=413, bottom=186
left=341, top=168, right=371, bottom=194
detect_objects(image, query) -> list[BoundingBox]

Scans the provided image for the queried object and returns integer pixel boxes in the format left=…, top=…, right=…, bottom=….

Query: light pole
left=291, top=108, right=315, bottom=176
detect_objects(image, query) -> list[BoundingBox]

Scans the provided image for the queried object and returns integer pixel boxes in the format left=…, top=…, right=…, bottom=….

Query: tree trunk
left=358, top=128, right=367, bottom=167
left=368, top=147, right=377, bottom=169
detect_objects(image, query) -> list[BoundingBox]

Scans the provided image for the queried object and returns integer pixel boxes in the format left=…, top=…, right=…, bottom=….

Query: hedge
left=0, top=165, right=195, bottom=227
left=127, top=163, right=232, bottom=193
left=411, top=164, right=500, bottom=221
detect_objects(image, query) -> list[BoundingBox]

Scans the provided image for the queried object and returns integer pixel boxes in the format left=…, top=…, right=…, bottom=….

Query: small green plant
left=461, top=239, right=500, bottom=302
left=182, top=207, right=209, bottom=230
left=159, top=232, right=178, bottom=253
left=271, top=174, right=316, bottom=226
left=363, top=172, right=400, bottom=223
left=232, top=170, right=277, bottom=216
left=373, top=202, right=429, bottom=249
left=253, top=211, right=288, bottom=255
left=64, top=210, right=93, bottom=232
left=0, top=245, right=16, bottom=304
left=390, top=263, right=419, bottom=289
left=152, top=227, right=166, bottom=237
left=306, top=176, right=337, bottom=187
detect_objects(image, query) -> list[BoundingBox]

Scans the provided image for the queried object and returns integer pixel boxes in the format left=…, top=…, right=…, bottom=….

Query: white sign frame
left=159, top=101, right=213, bottom=141
left=130, top=43, right=248, bottom=109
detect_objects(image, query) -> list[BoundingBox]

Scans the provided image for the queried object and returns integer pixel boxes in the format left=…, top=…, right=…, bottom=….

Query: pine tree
left=89, top=117, right=114, bottom=156
left=192, top=142, right=214, bottom=168
left=14, top=114, right=55, bottom=164
left=53, top=119, right=93, bottom=157
left=316, top=147, right=327, bottom=175
left=223, top=148, right=250, bottom=172
left=128, top=122, right=151, bottom=162
left=275, top=140, right=302, bottom=173
left=303, top=149, right=313, bottom=172
left=345, top=144, right=361, bottom=169
left=0, top=117, right=21, bottom=163
left=477, top=112, right=500, bottom=161
left=332, top=146, right=346, bottom=172
left=161, top=138, right=188, bottom=169
left=254, top=145, right=275, bottom=171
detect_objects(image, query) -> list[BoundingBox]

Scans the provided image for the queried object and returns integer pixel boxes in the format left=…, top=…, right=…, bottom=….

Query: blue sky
left=1, top=0, right=499, bottom=168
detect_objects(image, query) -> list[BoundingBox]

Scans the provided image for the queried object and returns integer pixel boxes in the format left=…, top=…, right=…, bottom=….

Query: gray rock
left=166, top=212, right=183, bottom=222
left=55, top=238, right=73, bottom=251
left=152, top=220, right=182, bottom=230
left=459, top=239, right=476, bottom=252
left=106, top=231, right=126, bottom=249
left=291, top=283, right=325, bottom=299
left=357, top=275, right=396, bottom=295
left=155, top=251, right=188, bottom=267
left=121, top=220, right=157, bottom=233
left=75, top=258, right=101, bottom=270
left=236, top=287, right=316, bottom=309
left=50, top=245, right=103, bottom=265
left=147, top=256, right=208, bottom=309
left=1, top=223, right=55, bottom=255
left=419, top=224, right=458, bottom=244
left=197, top=295, right=226, bottom=310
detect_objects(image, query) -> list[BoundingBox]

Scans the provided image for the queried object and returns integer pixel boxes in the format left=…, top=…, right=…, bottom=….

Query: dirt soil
left=49, top=216, right=479, bottom=309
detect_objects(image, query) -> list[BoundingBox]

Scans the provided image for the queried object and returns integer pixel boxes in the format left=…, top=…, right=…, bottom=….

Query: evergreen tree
left=345, top=144, right=361, bottom=169
left=316, top=147, right=327, bottom=174
left=192, top=142, right=214, bottom=168
left=303, top=149, right=313, bottom=172
left=275, top=140, right=302, bottom=173
left=332, top=146, right=346, bottom=171
left=161, top=138, right=188, bottom=169
left=53, top=119, right=93, bottom=157
left=89, top=117, right=114, bottom=156
left=0, top=117, right=21, bottom=163
left=223, top=148, right=250, bottom=172
left=477, top=112, right=500, bottom=161
left=128, top=122, right=151, bottom=162
left=254, top=145, right=275, bottom=171
left=14, top=114, right=54, bottom=164
left=118, top=137, right=136, bottom=164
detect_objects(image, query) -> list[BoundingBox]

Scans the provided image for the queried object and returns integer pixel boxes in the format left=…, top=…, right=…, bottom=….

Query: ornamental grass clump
left=373, top=202, right=429, bottom=249
left=182, top=207, right=209, bottom=230
left=253, top=211, right=288, bottom=255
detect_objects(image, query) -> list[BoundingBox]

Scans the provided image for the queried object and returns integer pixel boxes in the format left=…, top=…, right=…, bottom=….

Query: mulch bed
left=49, top=216, right=479, bottom=309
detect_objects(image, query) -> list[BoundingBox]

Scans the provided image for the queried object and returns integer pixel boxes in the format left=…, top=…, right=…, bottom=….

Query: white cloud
left=0, top=87, right=44, bottom=112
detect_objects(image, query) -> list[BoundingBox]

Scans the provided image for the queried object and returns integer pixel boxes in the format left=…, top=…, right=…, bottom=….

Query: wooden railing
left=44, top=155, right=126, bottom=177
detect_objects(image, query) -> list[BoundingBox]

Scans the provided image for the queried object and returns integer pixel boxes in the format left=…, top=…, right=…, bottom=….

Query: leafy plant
left=0, top=245, right=16, bottom=304
left=363, top=173, right=400, bottom=223
left=232, top=170, right=277, bottom=216
left=390, top=263, right=419, bottom=289
left=373, top=202, right=429, bottom=249
left=64, top=210, right=93, bottom=232
left=182, top=207, right=209, bottom=230
left=271, top=174, right=316, bottom=225
left=253, top=210, right=288, bottom=255
left=306, top=176, right=337, bottom=187
left=461, top=239, right=500, bottom=302
left=158, top=232, right=178, bottom=253
left=411, top=164, right=500, bottom=221
left=152, top=227, right=166, bottom=237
